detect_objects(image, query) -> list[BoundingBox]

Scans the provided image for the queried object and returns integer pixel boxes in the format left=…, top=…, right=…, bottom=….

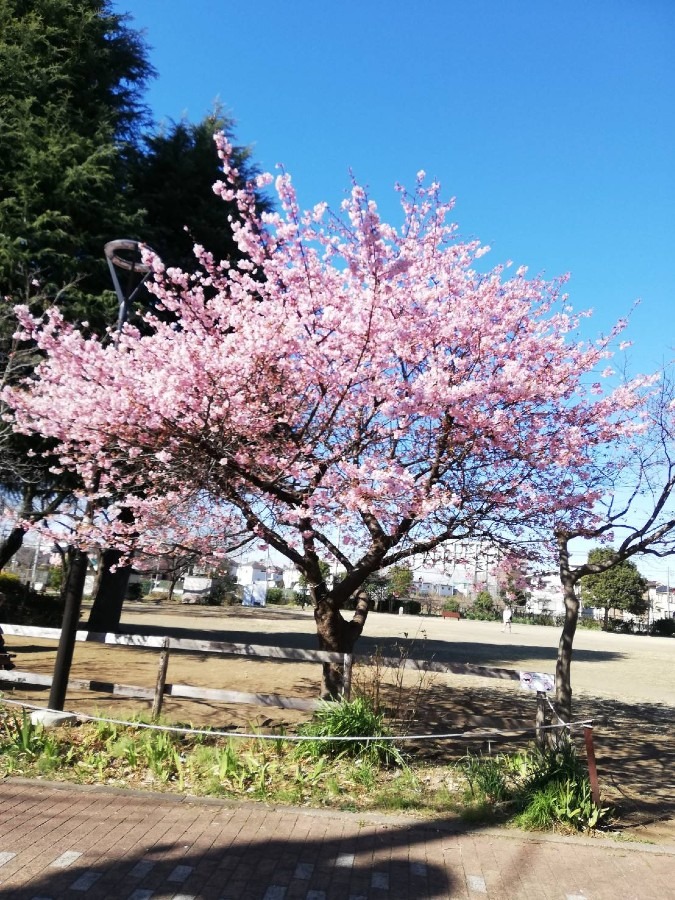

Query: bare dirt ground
left=2, top=603, right=674, bottom=836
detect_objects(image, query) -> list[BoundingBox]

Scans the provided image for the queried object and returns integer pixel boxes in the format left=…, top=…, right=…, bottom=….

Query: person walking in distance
left=502, top=605, right=512, bottom=633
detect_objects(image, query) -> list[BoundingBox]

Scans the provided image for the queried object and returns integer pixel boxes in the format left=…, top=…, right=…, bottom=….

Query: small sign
left=519, top=671, right=554, bottom=693
left=183, top=576, right=211, bottom=593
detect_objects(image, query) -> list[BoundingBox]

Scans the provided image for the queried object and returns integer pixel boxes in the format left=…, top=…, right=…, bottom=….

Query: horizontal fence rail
left=0, top=623, right=553, bottom=725
left=374, top=655, right=522, bottom=682
left=1, top=624, right=347, bottom=664
left=0, top=669, right=322, bottom=712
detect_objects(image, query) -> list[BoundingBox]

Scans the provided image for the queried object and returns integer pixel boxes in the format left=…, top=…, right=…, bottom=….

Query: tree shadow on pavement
left=0, top=782, right=489, bottom=900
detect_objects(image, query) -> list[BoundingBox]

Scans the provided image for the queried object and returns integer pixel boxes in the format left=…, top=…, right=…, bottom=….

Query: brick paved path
left=0, top=780, right=672, bottom=899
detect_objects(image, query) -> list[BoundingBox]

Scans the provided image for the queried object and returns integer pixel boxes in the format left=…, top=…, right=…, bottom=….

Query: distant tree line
left=0, top=1, right=269, bottom=618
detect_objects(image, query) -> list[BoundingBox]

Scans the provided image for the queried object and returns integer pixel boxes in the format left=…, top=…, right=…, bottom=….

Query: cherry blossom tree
left=494, top=552, right=532, bottom=607
left=3, top=137, right=657, bottom=697
left=546, top=376, right=675, bottom=723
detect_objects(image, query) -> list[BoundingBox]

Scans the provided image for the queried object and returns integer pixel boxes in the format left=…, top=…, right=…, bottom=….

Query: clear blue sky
left=114, top=0, right=675, bottom=577
left=115, top=0, right=674, bottom=373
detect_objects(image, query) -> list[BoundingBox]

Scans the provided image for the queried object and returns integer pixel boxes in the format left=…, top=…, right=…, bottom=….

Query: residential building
left=647, top=582, right=675, bottom=620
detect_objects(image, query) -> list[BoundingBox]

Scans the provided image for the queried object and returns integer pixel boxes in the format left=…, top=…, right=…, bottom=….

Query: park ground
left=1, top=604, right=674, bottom=840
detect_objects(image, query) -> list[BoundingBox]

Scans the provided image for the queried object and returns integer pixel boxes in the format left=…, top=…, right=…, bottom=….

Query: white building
left=229, top=560, right=282, bottom=607
left=235, top=560, right=284, bottom=590
left=409, top=569, right=457, bottom=597
left=648, top=583, right=675, bottom=620
left=282, top=567, right=302, bottom=592
left=526, top=573, right=566, bottom=617
left=412, top=540, right=502, bottom=597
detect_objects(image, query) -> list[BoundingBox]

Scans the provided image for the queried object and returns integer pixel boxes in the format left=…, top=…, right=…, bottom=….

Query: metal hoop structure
left=104, top=238, right=157, bottom=338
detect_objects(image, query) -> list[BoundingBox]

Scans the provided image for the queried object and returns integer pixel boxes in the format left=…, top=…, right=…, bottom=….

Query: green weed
left=458, top=752, right=512, bottom=803
left=457, top=744, right=612, bottom=833
left=214, top=741, right=241, bottom=781
left=0, top=709, right=610, bottom=833
left=297, top=697, right=405, bottom=766
left=2, top=711, right=48, bottom=757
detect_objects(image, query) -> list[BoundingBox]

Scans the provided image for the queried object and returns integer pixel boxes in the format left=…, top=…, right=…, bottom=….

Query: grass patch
left=296, top=696, right=405, bottom=766
left=0, top=703, right=610, bottom=833
left=456, top=745, right=612, bottom=833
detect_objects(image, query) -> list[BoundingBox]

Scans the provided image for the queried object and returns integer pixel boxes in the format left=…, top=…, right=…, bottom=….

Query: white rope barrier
left=546, top=695, right=569, bottom=728
left=0, top=695, right=592, bottom=744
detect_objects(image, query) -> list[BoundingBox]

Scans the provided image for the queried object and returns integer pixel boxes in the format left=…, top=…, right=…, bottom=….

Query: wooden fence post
left=583, top=726, right=601, bottom=806
left=343, top=653, right=353, bottom=700
left=535, top=690, right=547, bottom=750
left=151, top=637, right=171, bottom=721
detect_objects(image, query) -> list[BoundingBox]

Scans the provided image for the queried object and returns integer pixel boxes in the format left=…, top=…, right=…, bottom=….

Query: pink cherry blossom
left=3, top=138, right=668, bottom=694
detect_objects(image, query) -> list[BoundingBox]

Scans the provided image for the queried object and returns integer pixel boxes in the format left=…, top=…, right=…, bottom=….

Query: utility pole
left=33, top=240, right=154, bottom=725
left=667, top=568, right=672, bottom=618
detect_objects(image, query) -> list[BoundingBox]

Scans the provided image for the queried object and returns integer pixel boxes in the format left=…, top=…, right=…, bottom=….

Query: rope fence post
left=583, top=725, right=601, bottom=806
left=535, top=690, right=547, bottom=750
left=151, top=637, right=171, bottom=721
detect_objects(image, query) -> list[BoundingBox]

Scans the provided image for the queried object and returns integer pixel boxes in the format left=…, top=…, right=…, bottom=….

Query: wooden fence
left=0, top=623, right=552, bottom=740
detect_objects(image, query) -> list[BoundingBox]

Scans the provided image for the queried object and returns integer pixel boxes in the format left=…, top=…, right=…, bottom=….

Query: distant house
left=235, top=561, right=283, bottom=589
left=406, top=540, right=502, bottom=598
left=647, top=582, right=675, bottom=620
left=275, top=542, right=503, bottom=602
left=282, top=567, right=302, bottom=592
left=526, top=574, right=566, bottom=617
left=230, top=560, right=281, bottom=607
left=408, top=569, right=457, bottom=597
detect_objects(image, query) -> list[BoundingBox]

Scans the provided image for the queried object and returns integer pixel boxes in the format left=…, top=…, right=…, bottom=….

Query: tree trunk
left=0, top=525, right=27, bottom=570
left=603, top=605, right=610, bottom=630
left=314, top=590, right=371, bottom=699
left=48, top=548, right=88, bottom=711
left=87, top=548, right=132, bottom=632
left=0, top=485, right=35, bottom=570
left=87, top=506, right=136, bottom=631
left=168, top=575, right=178, bottom=602
left=555, top=537, right=579, bottom=728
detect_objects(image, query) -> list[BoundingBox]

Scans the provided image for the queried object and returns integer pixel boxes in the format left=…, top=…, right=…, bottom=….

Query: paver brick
left=0, top=780, right=673, bottom=899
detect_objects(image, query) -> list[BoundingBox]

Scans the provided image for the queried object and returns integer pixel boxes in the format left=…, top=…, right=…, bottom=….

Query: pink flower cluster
left=2, top=138, right=657, bottom=568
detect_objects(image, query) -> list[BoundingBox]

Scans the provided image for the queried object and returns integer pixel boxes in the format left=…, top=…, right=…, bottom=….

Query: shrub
left=457, top=744, right=611, bottom=832
left=207, top=573, right=239, bottom=606
left=442, top=598, right=460, bottom=613
left=538, top=613, right=561, bottom=627
left=402, top=599, right=422, bottom=615
left=45, top=566, right=64, bottom=592
left=265, top=587, right=285, bottom=605
left=512, top=613, right=537, bottom=625
left=511, top=612, right=566, bottom=627
left=0, top=572, right=25, bottom=600
left=297, top=697, right=404, bottom=766
left=0, top=575, right=64, bottom=627
left=513, top=746, right=611, bottom=832
left=578, top=617, right=602, bottom=630
left=651, top=617, right=675, bottom=636
left=464, top=591, right=499, bottom=621
left=125, top=582, right=144, bottom=601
